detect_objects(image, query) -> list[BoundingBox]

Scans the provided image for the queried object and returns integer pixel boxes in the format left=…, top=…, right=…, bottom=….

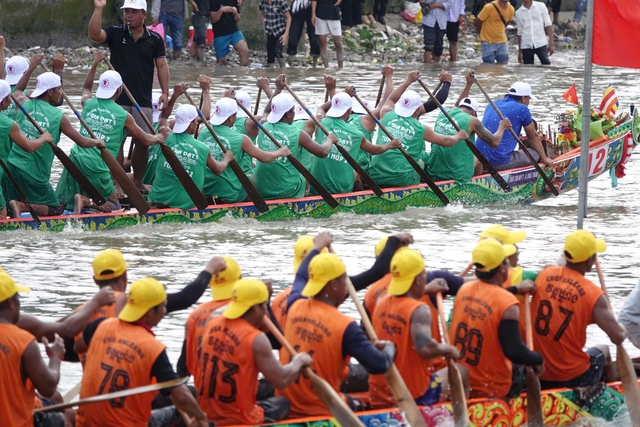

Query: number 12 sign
left=587, top=146, right=608, bottom=177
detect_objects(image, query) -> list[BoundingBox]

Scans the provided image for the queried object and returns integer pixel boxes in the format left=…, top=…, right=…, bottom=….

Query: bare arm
left=593, top=295, right=627, bottom=345
left=423, top=125, right=467, bottom=147
left=206, top=151, right=233, bottom=175
left=411, top=305, right=457, bottom=359
left=82, top=50, right=108, bottom=104
left=454, top=70, right=474, bottom=107
left=89, top=0, right=108, bottom=43
left=253, top=333, right=312, bottom=389
left=15, top=53, right=44, bottom=96
left=470, top=117, right=510, bottom=147
left=9, top=123, right=52, bottom=152
left=60, top=115, right=105, bottom=149
left=475, top=17, right=483, bottom=34
left=380, top=70, right=421, bottom=117
left=0, top=37, right=5, bottom=79
left=361, top=136, right=400, bottom=155
left=23, top=337, right=64, bottom=398
left=299, top=130, right=334, bottom=157
left=199, top=75, right=211, bottom=119
left=170, top=385, right=208, bottom=424
left=241, top=135, right=289, bottom=162
left=155, top=58, right=170, bottom=106
left=125, top=114, right=164, bottom=146
left=523, top=121, right=552, bottom=166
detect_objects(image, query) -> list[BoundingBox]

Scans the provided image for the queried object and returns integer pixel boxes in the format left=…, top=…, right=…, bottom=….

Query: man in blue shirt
left=475, top=82, right=552, bottom=170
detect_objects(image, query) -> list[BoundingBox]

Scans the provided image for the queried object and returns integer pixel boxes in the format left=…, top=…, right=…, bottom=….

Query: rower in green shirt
left=368, top=71, right=468, bottom=188
left=56, top=52, right=164, bottom=214
left=6, top=64, right=105, bottom=218
left=199, top=97, right=290, bottom=203
left=2, top=53, right=41, bottom=122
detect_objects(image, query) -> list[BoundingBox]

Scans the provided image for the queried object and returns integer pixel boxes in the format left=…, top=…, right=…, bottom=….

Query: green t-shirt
left=8, top=99, right=63, bottom=184
left=143, top=123, right=160, bottom=185
left=427, top=107, right=475, bottom=184
left=369, top=111, right=425, bottom=187
left=0, top=86, right=18, bottom=121
left=198, top=124, right=246, bottom=202
left=148, top=132, right=210, bottom=210
left=255, top=121, right=305, bottom=200
left=0, top=114, right=15, bottom=163
left=292, top=120, right=311, bottom=170
left=231, top=117, right=255, bottom=174
left=349, top=114, right=374, bottom=174
left=310, top=117, right=364, bottom=195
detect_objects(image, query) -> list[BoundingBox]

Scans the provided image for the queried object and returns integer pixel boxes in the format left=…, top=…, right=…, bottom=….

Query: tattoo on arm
left=476, top=122, right=496, bottom=144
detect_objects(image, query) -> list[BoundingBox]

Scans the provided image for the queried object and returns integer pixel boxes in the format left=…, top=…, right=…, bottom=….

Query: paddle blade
left=227, top=160, right=269, bottom=213
left=307, top=370, right=366, bottom=427
left=525, top=367, right=544, bottom=427
left=158, top=143, right=209, bottom=210
left=99, top=149, right=150, bottom=214
left=447, top=359, right=470, bottom=427
left=384, top=365, right=428, bottom=427
left=617, top=344, right=640, bottom=427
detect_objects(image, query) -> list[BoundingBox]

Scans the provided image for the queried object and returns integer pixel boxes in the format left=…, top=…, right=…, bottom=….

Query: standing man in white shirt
left=421, top=0, right=452, bottom=64
left=445, top=0, right=465, bottom=62
left=515, top=0, right=554, bottom=65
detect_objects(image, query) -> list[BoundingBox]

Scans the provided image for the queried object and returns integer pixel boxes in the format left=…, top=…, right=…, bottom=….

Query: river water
left=2, top=46, right=640, bottom=425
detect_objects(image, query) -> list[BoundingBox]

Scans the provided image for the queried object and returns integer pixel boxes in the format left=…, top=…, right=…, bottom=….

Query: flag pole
left=577, top=0, right=595, bottom=229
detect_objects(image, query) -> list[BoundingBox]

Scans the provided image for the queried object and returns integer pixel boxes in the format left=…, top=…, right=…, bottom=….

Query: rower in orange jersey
left=369, top=249, right=467, bottom=408
left=76, top=278, right=208, bottom=427
left=449, top=238, right=543, bottom=398
left=198, top=278, right=313, bottom=425
left=532, top=230, right=626, bottom=390
left=278, top=232, right=396, bottom=417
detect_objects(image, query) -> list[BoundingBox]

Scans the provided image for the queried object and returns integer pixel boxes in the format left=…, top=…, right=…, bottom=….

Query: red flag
left=562, top=84, right=579, bottom=105
left=592, top=0, right=640, bottom=68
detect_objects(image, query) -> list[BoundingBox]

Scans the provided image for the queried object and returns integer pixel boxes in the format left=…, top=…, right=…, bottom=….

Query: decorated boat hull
left=0, top=119, right=634, bottom=232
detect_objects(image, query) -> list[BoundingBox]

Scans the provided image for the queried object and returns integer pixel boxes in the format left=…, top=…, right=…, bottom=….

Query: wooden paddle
left=234, top=98, right=339, bottom=208
left=182, top=90, right=269, bottom=213
left=263, top=316, right=366, bottom=427
left=352, top=93, right=450, bottom=206
left=435, top=293, right=470, bottom=427
left=458, top=262, right=473, bottom=277
left=416, top=79, right=512, bottom=194
left=254, top=88, right=262, bottom=115
left=524, top=293, right=544, bottom=427
left=104, top=59, right=209, bottom=210
left=473, top=76, right=559, bottom=196
left=62, top=381, right=82, bottom=404
left=374, top=76, right=385, bottom=108
left=594, top=255, right=640, bottom=427
left=39, top=62, right=151, bottom=214
left=345, top=277, right=428, bottom=427
left=0, top=156, right=41, bottom=224
left=34, top=377, right=188, bottom=413
left=283, top=80, right=384, bottom=197
left=11, top=94, right=107, bottom=205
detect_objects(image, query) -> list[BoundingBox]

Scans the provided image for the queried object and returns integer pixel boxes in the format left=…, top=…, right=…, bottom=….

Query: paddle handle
left=524, top=292, right=534, bottom=351
left=435, top=293, right=452, bottom=346
left=375, top=77, right=385, bottom=108
left=284, top=81, right=330, bottom=136
left=346, top=277, right=379, bottom=341
left=459, top=262, right=473, bottom=277
left=263, top=315, right=316, bottom=380
left=254, top=88, right=262, bottom=115
left=594, top=255, right=612, bottom=311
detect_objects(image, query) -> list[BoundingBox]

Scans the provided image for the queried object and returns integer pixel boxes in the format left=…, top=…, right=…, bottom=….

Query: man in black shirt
left=287, top=0, right=320, bottom=67
left=311, top=0, right=344, bottom=68
left=89, top=0, right=170, bottom=192
left=211, top=0, right=249, bottom=65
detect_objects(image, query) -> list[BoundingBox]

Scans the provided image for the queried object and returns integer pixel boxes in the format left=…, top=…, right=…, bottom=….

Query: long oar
left=40, top=63, right=150, bottom=214
left=352, top=93, right=450, bottom=205
left=62, top=381, right=82, bottom=403
left=284, top=81, right=384, bottom=197
left=595, top=255, right=640, bottom=426
left=34, top=377, right=188, bottom=413
left=235, top=98, right=339, bottom=208
left=345, top=277, right=428, bottom=427
left=417, top=79, right=512, bottom=194
left=374, top=77, right=385, bottom=108
left=473, top=77, right=559, bottom=196
left=263, top=316, right=366, bottom=427
left=524, top=293, right=544, bottom=427
left=254, top=88, right=262, bottom=115
left=0, top=156, right=41, bottom=224
left=11, top=94, right=107, bottom=205
left=104, top=59, right=209, bottom=210
left=182, top=90, right=269, bottom=213
left=458, top=262, right=473, bottom=277
left=435, top=293, right=470, bottom=427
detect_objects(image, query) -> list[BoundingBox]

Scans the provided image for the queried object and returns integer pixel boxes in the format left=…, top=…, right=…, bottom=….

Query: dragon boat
left=1, top=114, right=637, bottom=232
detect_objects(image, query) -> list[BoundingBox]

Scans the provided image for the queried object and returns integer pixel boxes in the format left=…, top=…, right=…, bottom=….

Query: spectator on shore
left=362, top=0, right=375, bottom=24
left=311, top=0, right=344, bottom=68
left=546, top=0, right=561, bottom=26
left=340, top=0, right=362, bottom=30
left=516, top=0, right=554, bottom=65
left=422, top=0, right=452, bottom=64
left=189, top=0, right=215, bottom=61
left=446, top=0, right=465, bottom=62
left=152, top=0, right=192, bottom=59
left=259, top=0, right=291, bottom=68
left=211, top=0, right=249, bottom=65
left=475, top=0, right=514, bottom=64
left=573, top=0, right=586, bottom=27
left=287, top=0, right=321, bottom=67
left=373, top=0, right=388, bottom=25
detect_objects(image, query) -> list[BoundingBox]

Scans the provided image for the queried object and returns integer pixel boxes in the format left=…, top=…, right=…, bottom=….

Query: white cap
left=211, top=98, right=237, bottom=126
left=326, top=93, right=353, bottom=118
left=5, top=56, right=29, bottom=86
left=459, top=97, right=479, bottom=112
left=507, top=82, right=536, bottom=100
left=121, top=0, right=147, bottom=11
left=352, top=98, right=370, bottom=115
left=30, top=72, right=62, bottom=99
left=0, top=80, right=11, bottom=102
left=267, top=94, right=295, bottom=124
left=394, top=90, right=422, bottom=117
left=152, top=93, right=163, bottom=123
left=293, top=105, right=309, bottom=121
left=96, top=70, right=123, bottom=99
left=235, top=90, right=251, bottom=118
left=173, top=104, right=198, bottom=133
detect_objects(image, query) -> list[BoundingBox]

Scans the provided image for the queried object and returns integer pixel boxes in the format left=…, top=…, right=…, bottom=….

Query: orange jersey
left=363, top=273, right=392, bottom=316
left=272, top=287, right=291, bottom=331
left=197, top=316, right=263, bottom=425
left=369, top=295, right=431, bottom=408
left=76, top=318, right=166, bottom=427
left=532, top=266, right=603, bottom=382
left=449, top=280, right=519, bottom=398
left=185, top=299, right=229, bottom=376
left=0, top=323, right=37, bottom=427
left=277, top=298, right=354, bottom=417
left=75, top=291, right=123, bottom=367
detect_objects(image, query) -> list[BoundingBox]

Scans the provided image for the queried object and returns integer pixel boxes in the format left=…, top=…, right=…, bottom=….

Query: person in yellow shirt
left=474, top=0, right=515, bottom=63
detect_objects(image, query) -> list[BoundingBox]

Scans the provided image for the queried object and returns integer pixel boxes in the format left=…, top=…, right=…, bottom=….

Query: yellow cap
left=293, top=236, right=327, bottom=275
left=375, top=235, right=409, bottom=257
left=210, top=256, right=242, bottom=301
left=388, top=250, right=425, bottom=295
left=479, top=225, right=527, bottom=245
left=302, top=253, right=346, bottom=297
left=564, top=230, right=606, bottom=263
left=118, top=278, right=167, bottom=322
left=472, top=238, right=517, bottom=272
left=223, top=279, right=269, bottom=319
left=0, top=272, right=30, bottom=303
left=92, top=249, right=128, bottom=280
